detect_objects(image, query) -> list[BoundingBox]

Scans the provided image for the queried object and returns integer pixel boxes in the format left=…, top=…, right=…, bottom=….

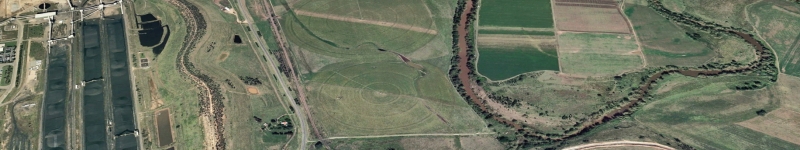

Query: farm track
left=455, top=0, right=779, bottom=146
left=166, top=0, right=227, bottom=149
left=293, top=10, right=437, bottom=35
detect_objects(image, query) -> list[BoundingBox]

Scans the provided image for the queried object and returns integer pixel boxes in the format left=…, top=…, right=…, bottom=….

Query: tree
left=756, top=109, right=768, bottom=116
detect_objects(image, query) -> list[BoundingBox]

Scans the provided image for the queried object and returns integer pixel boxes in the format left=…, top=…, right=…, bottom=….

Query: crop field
left=558, top=32, right=642, bottom=76
left=747, top=0, right=800, bottom=77
left=553, top=0, right=631, bottom=34
left=634, top=73, right=799, bottom=149
left=624, top=5, right=715, bottom=67
left=661, top=0, right=756, bottom=28
left=477, top=47, right=559, bottom=80
left=478, top=0, right=553, bottom=28
left=475, top=33, right=559, bottom=80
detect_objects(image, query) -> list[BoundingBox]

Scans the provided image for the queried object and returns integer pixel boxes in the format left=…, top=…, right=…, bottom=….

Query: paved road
left=563, top=140, right=675, bottom=150
left=235, top=0, right=310, bottom=149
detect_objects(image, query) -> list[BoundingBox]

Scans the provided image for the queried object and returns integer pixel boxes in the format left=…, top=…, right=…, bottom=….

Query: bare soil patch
left=217, top=52, right=229, bottom=61
left=246, top=86, right=259, bottom=95
left=294, top=10, right=437, bottom=34
left=477, top=34, right=555, bottom=48
left=553, top=5, right=631, bottom=34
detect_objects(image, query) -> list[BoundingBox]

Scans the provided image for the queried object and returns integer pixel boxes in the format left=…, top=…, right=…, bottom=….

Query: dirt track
left=293, top=10, right=438, bottom=35
left=563, top=140, right=675, bottom=150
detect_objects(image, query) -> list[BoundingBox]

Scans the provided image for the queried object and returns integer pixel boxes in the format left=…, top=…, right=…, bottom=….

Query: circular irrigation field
left=283, top=0, right=439, bottom=57
left=306, top=62, right=459, bottom=136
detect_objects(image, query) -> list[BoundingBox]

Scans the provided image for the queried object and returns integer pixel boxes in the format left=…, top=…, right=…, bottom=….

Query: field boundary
left=319, top=132, right=496, bottom=140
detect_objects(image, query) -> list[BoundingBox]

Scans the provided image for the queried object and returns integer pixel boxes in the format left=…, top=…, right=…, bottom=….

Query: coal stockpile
left=81, top=19, right=109, bottom=150
left=41, top=40, right=69, bottom=150
left=82, top=22, right=103, bottom=81
left=104, top=16, right=139, bottom=150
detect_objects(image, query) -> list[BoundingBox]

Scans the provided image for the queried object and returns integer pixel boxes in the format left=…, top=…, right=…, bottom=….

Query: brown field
left=246, top=86, right=259, bottom=95
left=736, top=74, right=800, bottom=145
left=459, top=136, right=505, bottom=150
left=476, top=34, right=556, bottom=48
left=553, top=4, right=631, bottom=34
left=400, top=137, right=456, bottom=149
left=738, top=109, right=800, bottom=145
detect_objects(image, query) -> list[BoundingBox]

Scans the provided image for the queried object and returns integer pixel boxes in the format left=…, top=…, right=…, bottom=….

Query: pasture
left=553, top=1, right=631, bottom=34
left=477, top=47, right=559, bottom=80
left=625, top=5, right=714, bottom=67
left=306, top=61, right=486, bottom=136
left=557, top=32, right=642, bottom=76
left=635, top=74, right=799, bottom=149
left=320, top=135, right=502, bottom=149
left=737, top=74, right=800, bottom=146
left=280, top=0, right=487, bottom=137
left=661, top=0, right=756, bottom=28
left=484, top=71, right=620, bottom=134
left=478, top=0, right=553, bottom=28
left=747, top=0, right=800, bottom=77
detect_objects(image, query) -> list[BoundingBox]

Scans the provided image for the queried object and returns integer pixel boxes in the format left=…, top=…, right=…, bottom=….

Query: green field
left=558, top=32, right=642, bottom=76
left=747, top=0, right=800, bottom=77
left=28, top=41, right=47, bottom=60
left=477, top=47, right=558, bottom=80
left=634, top=74, right=798, bottom=149
left=319, top=135, right=503, bottom=149
left=478, top=0, right=553, bottom=28
left=625, top=5, right=714, bottom=67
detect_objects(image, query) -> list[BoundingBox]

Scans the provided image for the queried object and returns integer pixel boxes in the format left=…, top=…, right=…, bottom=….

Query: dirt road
left=563, top=140, right=675, bottom=150
left=293, top=10, right=437, bottom=35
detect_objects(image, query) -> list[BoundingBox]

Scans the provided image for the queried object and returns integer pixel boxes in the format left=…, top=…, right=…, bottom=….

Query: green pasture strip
left=478, top=0, right=553, bottom=28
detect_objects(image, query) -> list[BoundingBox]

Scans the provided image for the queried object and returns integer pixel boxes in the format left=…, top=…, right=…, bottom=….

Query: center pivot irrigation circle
left=358, top=82, right=403, bottom=105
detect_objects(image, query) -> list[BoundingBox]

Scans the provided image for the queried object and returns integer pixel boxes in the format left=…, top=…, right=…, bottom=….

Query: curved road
left=235, top=0, right=310, bottom=149
left=563, top=140, right=675, bottom=150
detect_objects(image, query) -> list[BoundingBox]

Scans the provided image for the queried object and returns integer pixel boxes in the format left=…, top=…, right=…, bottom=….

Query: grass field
left=282, top=15, right=435, bottom=56
left=0, top=65, right=12, bottom=86
left=23, top=24, right=45, bottom=39
left=477, top=47, right=559, bottom=80
left=553, top=4, right=631, bottom=33
left=737, top=74, right=800, bottom=146
left=320, top=135, right=502, bottom=150
left=633, top=73, right=799, bottom=149
left=625, top=5, right=715, bottom=67
left=279, top=0, right=487, bottom=137
left=558, top=32, right=642, bottom=76
left=478, top=0, right=553, bottom=28
left=28, top=41, right=46, bottom=60
left=661, top=0, right=756, bottom=28
left=484, top=71, right=620, bottom=133
left=307, top=61, right=486, bottom=136
left=747, top=0, right=800, bottom=76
